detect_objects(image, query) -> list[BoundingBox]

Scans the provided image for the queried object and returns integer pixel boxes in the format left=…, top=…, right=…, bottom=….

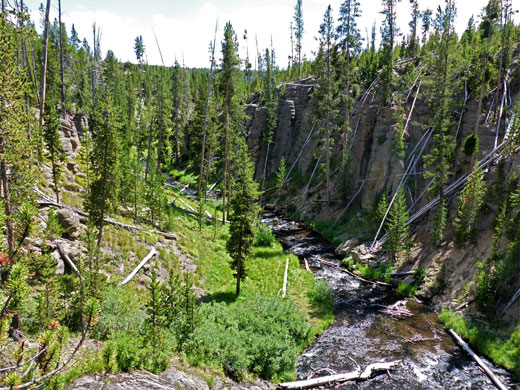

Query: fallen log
left=281, top=258, right=289, bottom=298
left=304, top=258, right=310, bottom=272
left=55, top=241, right=84, bottom=280
left=278, top=360, right=401, bottom=389
left=37, top=197, right=177, bottom=239
left=448, top=329, right=508, bottom=390
left=119, top=248, right=158, bottom=286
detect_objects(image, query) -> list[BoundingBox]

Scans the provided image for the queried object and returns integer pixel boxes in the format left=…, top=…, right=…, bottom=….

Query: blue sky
left=23, top=0, right=517, bottom=69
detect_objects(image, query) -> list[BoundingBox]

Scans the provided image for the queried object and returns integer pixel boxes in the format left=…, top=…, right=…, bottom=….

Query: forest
left=0, top=0, right=520, bottom=389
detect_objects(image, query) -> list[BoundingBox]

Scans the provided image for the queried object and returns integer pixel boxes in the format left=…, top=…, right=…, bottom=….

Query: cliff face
left=246, top=70, right=520, bottom=320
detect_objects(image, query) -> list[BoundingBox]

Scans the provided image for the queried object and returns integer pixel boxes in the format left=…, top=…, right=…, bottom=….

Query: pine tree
left=313, top=5, right=339, bottom=203
left=376, top=192, right=388, bottom=224
left=293, top=0, right=304, bottom=78
left=0, top=20, right=35, bottom=262
left=276, top=157, right=287, bottom=198
left=385, top=187, right=409, bottom=262
left=453, top=165, right=486, bottom=244
left=261, top=48, right=278, bottom=191
left=408, top=0, right=420, bottom=57
left=337, top=0, right=362, bottom=197
left=226, top=142, right=260, bottom=296
left=380, top=0, right=401, bottom=104
left=219, top=22, right=242, bottom=222
left=171, top=61, right=190, bottom=167
left=86, top=92, right=121, bottom=246
left=432, top=198, right=447, bottom=247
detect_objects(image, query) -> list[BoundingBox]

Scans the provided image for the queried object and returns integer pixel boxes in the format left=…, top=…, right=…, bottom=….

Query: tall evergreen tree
left=380, top=0, right=401, bottom=104
left=226, top=142, right=260, bottom=296
left=261, top=48, right=278, bottom=191
left=312, top=5, right=339, bottom=203
left=337, top=0, right=361, bottom=198
left=219, top=22, right=242, bottom=222
left=86, top=92, right=121, bottom=246
left=293, top=0, right=304, bottom=78
left=0, top=21, right=35, bottom=262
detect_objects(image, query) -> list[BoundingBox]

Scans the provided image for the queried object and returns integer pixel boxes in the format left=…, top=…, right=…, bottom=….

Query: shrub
left=91, top=286, right=145, bottom=340
left=255, top=224, right=275, bottom=247
left=188, top=292, right=310, bottom=380
left=413, top=266, right=427, bottom=286
left=397, top=282, right=417, bottom=297
left=308, top=280, right=333, bottom=311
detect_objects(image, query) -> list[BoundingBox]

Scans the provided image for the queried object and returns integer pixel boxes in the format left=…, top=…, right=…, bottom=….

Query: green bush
left=91, top=286, right=145, bottom=340
left=413, top=266, right=427, bottom=286
left=188, top=292, right=310, bottom=380
left=255, top=224, right=276, bottom=247
left=307, top=280, right=333, bottom=311
left=112, top=331, right=143, bottom=372
left=397, top=282, right=417, bottom=297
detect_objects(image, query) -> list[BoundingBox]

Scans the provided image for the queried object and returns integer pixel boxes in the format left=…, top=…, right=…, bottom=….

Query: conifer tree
left=261, top=48, right=278, bottom=191
left=293, top=0, right=304, bottom=78
left=86, top=92, right=120, bottom=246
left=276, top=157, right=287, bottom=198
left=226, top=142, right=260, bottom=296
left=0, top=20, right=35, bottom=262
left=380, top=0, right=401, bottom=104
left=376, top=192, right=388, bottom=224
left=408, top=0, right=420, bottom=57
left=453, top=165, right=486, bottom=244
left=219, top=22, right=242, bottom=222
left=313, top=5, right=339, bottom=203
left=337, top=0, right=361, bottom=197
left=171, top=61, right=190, bottom=167
left=385, top=187, right=409, bottom=262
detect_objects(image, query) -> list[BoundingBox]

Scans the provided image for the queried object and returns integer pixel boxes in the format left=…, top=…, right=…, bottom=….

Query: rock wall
left=247, top=79, right=512, bottom=212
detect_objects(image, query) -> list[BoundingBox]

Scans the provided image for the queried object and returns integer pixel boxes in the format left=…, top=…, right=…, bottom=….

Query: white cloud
left=26, top=0, right=519, bottom=69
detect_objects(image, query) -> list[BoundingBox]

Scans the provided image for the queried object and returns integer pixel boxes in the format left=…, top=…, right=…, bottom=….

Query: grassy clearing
left=439, top=309, right=520, bottom=385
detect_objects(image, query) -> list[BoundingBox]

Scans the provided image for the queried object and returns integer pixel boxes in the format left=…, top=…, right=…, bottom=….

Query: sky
left=22, top=0, right=519, bottom=69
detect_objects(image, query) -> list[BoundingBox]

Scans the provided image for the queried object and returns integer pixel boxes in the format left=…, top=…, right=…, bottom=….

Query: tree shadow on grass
left=200, top=290, right=238, bottom=304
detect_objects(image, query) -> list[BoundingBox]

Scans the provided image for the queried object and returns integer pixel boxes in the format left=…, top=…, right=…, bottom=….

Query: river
left=260, top=209, right=513, bottom=390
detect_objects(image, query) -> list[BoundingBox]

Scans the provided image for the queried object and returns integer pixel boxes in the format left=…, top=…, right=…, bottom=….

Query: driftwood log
left=281, top=258, right=289, bottom=298
left=278, top=360, right=401, bottom=389
left=119, top=248, right=158, bottom=286
left=448, top=329, right=508, bottom=390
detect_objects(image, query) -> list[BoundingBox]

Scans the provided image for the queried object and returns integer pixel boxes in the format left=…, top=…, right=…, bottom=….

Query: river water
left=260, top=210, right=513, bottom=390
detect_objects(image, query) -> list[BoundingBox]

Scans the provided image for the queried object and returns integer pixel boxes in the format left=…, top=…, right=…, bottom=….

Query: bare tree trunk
left=38, top=0, right=51, bottom=154
left=58, top=0, right=65, bottom=110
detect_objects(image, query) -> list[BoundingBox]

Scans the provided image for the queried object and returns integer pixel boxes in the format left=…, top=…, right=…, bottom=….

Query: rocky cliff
left=246, top=66, right=520, bottom=321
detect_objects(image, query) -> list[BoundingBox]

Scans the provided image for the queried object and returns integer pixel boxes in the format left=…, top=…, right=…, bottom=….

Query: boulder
left=351, top=244, right=376, bottom=265
left=56, top=208, right=81, bottom=240
left=335, top=238, right=358, bottom=257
